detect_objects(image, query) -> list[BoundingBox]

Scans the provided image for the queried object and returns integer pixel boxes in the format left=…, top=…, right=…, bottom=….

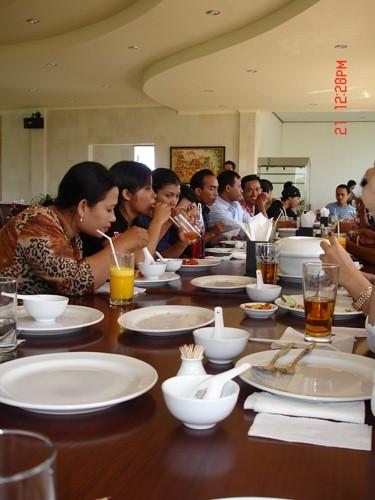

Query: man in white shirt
left=208, top=170, right=250, bottom=233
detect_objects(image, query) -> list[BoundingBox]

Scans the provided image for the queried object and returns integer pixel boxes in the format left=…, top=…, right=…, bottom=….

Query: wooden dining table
left=0, top=260, right=373, bottom=500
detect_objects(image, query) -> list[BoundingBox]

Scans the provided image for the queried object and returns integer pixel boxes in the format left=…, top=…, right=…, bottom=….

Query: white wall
left=282, top=122, right=375, bottom=209
left=256, top=111, right=282, bottom=157
left=1, top=106, right=242, bottom=200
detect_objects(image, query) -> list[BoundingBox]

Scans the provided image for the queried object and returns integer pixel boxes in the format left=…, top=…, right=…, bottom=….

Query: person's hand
left=152, top=202, right=171, bottom=225
left=212, top=222, right=226, bottom=236
left=116, top=226, right=149, bottom=251
left=178, top=230, right=194, bottom=245
left=256, top=192, right=268, bottom=209
left=320, top=234, right=360, bottom=286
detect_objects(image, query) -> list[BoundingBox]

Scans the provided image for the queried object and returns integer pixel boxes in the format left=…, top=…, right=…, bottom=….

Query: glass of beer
left=302, top=262, right=339, bottom=342
left=109, top=252, right=135, bottom=306
left=170, top=213, right=201, bottom=243
left=256, top=242, right=280, bottom=284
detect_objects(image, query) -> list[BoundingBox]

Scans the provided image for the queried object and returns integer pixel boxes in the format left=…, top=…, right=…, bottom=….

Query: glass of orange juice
left=335, top=233, right=347, bottom=248
left=110, top=252, right=135, bottom=306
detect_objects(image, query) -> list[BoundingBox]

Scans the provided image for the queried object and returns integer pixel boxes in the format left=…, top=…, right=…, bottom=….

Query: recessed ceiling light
left=246, top=69, right=258, bottom=73
left=334, top=44, right=348, bottom=49
left=27, top=88, right=38, bottom=93
left=205, top=9, right=220, bottom=16
left=203, top=89, right=214, bottom=93
left=360, top=115, right=366, bottom=119
left=101, top=84, right=112, bottom=89
left=128, top=45, right=140, bottom=50
left=26, top=18, right=40, bottom=24
left=218, top=105, right=227, bottom=108
left=45, top=62, right=57, bottom=68
left=309, top=103, right=318, bottom=106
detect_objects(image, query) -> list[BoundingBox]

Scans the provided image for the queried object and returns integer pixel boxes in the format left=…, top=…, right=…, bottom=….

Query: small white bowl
left=24, top=295, right=69, bottom=322
left=162, top=375, right=239, bottom=430
left=138, top=261, right=167, bottom=279
left=240, top=302, right=278, bottom=319
left=193, top=327, right=249, bottom=364
left=163, top=259, right=183, bottom=272
left=246, top=283, right=281, bottom=302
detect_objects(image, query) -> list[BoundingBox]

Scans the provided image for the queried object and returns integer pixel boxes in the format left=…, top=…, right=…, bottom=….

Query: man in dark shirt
left=190, top=169, right=226, bottom=243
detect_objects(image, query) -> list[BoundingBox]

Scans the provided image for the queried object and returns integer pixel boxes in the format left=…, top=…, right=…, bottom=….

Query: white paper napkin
left=249, top=413, right=372, bottom=451
left=95, top=283, right=146, bottom=295
left=320, top=206, right=330, bottom=217
left=238, top=213, right=273, bottom=241
left=244, top=391, right=365, bottom=423
left=273, top=326, right=356, bottom=353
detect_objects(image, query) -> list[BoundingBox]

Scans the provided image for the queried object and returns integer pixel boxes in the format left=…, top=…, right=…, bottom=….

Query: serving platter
left=275, top=294, right=362, bottom=320
left=237, top=349, right=375, bottom=402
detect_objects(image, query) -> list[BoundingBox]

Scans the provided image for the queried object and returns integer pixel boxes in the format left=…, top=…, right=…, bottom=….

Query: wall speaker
left=23, top=112, right=44, bottom=129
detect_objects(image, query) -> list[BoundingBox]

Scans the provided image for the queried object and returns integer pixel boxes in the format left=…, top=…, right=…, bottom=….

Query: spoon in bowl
left=256, top=269, right=264, bottom=289
left=2, top=292, right=55, bottom=302
left=212, top=306, right=224, bottom=339
left=155, top=251, right=167, bottom=263
left=193, top=362, right=251, bottom=399
left=142, top=247, right=155, bottom=264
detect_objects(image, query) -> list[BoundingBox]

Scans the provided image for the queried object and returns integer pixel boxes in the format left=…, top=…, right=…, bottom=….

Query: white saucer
left=17, top=305, right=104, bottom=337
left=135, top=272, right=180, bottom=287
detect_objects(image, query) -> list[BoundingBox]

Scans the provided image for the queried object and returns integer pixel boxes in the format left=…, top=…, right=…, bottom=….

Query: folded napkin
left=320, top=206, right=330, bottom=217
left=249, top=413, right=372, bottom=451
left=238, top=213, right=273, bottom=241
left=244, top=391, right=365, bottom=424
left=301, top=210, right=316, bottom=228
left=273, top=326, right=356, bottom=353
left=94, top=283, right=146, bottom=295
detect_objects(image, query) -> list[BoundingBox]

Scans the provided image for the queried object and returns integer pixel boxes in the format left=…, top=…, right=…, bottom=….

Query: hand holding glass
left=303, top=262, right=339, bottom=342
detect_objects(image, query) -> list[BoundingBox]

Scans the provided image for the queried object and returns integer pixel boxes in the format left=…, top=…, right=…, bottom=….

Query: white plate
left=277, top=272, right=302, bottom=283
left=191, top=275, right=256, bottom=293
left=219, top=240, right=236, bottom=247
left=237, top=349, right=375, bottom=402
left=179, top=258, right=221, bottom=271
left=205, top=247, right=233, bottom=256
left=0, top=352, right=158, bottom=414
left=95, top=282, right=146, bottom=295
left=135, top=272, right=180, bottom=287
left=118, top=305, right=214, bottom=336
left=17, top=305, right=104, bottom=337
left=275, top=294, right=362, bottom=320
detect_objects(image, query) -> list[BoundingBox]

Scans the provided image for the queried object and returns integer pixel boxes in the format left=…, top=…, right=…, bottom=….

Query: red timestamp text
left=334, top=60, right=348, bottom=135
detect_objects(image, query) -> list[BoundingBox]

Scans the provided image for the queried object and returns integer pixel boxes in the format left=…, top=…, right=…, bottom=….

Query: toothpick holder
left=176, top=356, right=206, bottom=376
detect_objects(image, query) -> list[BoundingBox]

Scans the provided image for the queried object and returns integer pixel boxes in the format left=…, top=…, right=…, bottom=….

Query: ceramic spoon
left=155, top=251, right=167, bottom=263
left=142, top=247, right=155, bottom=264
left=193, top=362, right=251, bottom=399
left=213, top=306, right=224, bottom=339
left=256, top=269, right=264, bottom=289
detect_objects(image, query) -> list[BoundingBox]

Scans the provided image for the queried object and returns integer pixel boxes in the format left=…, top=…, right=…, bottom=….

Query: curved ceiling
left=0, top=0, right=374, bottom=113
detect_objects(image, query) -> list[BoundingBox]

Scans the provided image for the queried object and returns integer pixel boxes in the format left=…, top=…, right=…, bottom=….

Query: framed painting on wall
left=170, top=146, right=225, bottom=183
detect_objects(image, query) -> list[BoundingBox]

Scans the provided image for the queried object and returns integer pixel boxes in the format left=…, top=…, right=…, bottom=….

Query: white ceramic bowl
left=138, top=261, right=167, bottom=279
left=193, top=327, right=249, bottom=364
left=23, top=295, right=69, bottom=322
left=240, top=302, right=278, bottom=319
left=246, top=284, right=281, bottom=302
left=162, top=375, right=239, bottom=429
left=163, top=259, right=183, bottom=272
left=278, top=236, right=324, bottom=277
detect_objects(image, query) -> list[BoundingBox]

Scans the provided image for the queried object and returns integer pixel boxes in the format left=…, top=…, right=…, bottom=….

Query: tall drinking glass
left=0, top=429, right=56, bottom=500
left=170, top=213, right=201, bottom=243
left=109, top=252, right=135, bottom=306
left=303, top=262, right=339, bottom=342
left=0, top=278, right=17, bottom=363
left=256, top=243, right=280, bottom=284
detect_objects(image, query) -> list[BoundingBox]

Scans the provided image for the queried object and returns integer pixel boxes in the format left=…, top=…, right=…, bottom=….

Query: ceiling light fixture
left=334, top=44, right=348, bottom=49
left=27, top=88, right=38, bottom=93
left=128, top=45, right=140, bottom=50
left=101, top=84, right=112, bottom=89
left=205, top=9, right=220, bottom=16
left=26, top=18, right=40, bottom=24
left=45, top=62, right=57, bottom=68
left=203, top=89, right=214, bottom=93
left=246, top=69, right=258, bottom=73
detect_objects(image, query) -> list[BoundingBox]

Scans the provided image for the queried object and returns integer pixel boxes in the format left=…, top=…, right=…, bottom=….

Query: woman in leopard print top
left=0, top=162, right=149, bottom=295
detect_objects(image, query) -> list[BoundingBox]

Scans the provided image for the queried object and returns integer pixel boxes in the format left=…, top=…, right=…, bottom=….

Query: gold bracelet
left=352, top=285, right=373, bottom=311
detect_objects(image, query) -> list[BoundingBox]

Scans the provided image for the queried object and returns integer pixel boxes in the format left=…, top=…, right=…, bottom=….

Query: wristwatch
left=352, top=285, right=373, bottom=311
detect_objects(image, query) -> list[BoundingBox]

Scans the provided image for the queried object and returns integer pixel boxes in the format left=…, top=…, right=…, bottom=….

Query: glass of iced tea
left=255, top=242, right=280, bottom=284
left=170, top=213, right=201, bottom=243
left=302, top=262, right=339, bottom=342
left=110, top=252, right=135, bottom=306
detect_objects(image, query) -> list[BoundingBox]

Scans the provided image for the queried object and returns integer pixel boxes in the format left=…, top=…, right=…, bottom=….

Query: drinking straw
left=337, top=220, right=340, bottom=239
left=96, top=229, right=119, bottom=269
